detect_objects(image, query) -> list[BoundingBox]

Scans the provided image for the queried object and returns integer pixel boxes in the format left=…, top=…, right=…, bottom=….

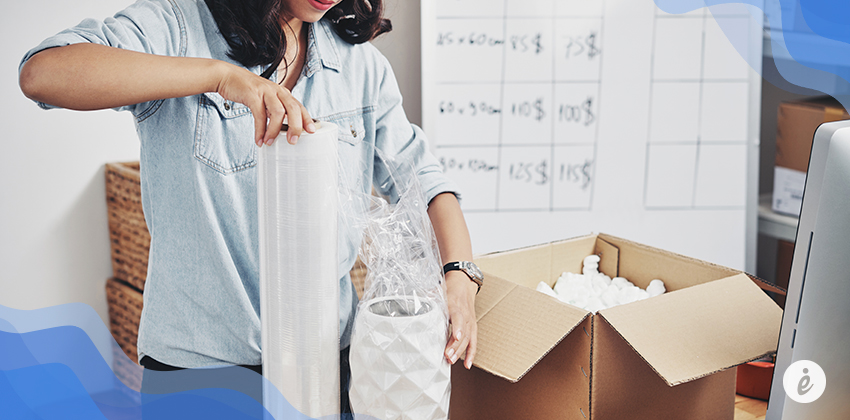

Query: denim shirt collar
left=304, top=20, right=341, bottom=77
left=266, top=20, right=340, bottom=82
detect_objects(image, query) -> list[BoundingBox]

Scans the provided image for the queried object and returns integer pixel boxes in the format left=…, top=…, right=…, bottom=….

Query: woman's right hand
left=215, top=63, right=315, bottom=146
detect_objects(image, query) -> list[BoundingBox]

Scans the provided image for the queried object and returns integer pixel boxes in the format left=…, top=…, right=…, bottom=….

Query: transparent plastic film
left=342, top=151, right=451, bottom=420
left=258, top=122, right=340, bottom=419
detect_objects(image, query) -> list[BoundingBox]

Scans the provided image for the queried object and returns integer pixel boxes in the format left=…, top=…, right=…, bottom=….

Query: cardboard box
left=450, top=233, right=783, bottom=420
left=773, top=97, right=848, bottom=215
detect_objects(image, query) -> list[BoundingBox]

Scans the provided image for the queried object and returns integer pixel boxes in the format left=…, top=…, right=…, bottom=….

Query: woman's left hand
left=444, top=270, right=478, bottom=369
left=425, top=192, right=477, bottom=369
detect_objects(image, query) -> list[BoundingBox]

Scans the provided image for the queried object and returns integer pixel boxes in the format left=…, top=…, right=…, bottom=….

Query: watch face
left=464, top=262, right=483, bottom=281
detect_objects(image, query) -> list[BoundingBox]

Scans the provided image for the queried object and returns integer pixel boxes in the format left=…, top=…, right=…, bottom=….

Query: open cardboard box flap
left=597, top=273, right=783, bottom=386
left=471, top=233, right=784, bottom=388
left=596, top=233, right=788, bottom=295
left=472, top=273, right=589, bottom=383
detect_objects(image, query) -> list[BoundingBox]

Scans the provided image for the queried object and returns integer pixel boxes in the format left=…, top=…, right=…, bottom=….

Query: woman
left=19, top=0, right=478, bottom=412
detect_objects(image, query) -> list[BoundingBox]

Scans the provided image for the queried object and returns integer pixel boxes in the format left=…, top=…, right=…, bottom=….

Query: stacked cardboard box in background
left=769, top=97, right=846, bottom=336
left=450, top=233, right=784, bottom=420
left=773, top=96, right=849, bottom=216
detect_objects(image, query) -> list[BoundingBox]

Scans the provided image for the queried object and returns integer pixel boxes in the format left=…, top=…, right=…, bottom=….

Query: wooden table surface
left=734, top=394, right=768, bottom=420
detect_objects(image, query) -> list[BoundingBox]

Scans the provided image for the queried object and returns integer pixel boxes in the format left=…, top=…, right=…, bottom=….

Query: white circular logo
left=783, top=360, right=826, bottom=403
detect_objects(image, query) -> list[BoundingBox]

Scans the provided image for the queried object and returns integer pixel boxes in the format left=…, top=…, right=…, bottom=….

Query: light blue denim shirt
left=22, top=0, right=459, bottom=368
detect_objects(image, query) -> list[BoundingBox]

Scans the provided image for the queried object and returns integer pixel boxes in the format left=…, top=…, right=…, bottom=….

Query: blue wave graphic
left=0, top=304, right=359, bottom=420
left=655, top=0, right=850, bottom=109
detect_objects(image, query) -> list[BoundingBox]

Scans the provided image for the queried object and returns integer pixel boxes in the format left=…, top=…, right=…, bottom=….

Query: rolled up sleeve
left=371, top=55, right=461, bottom=206
left=19, top=0, right=186, bottom=114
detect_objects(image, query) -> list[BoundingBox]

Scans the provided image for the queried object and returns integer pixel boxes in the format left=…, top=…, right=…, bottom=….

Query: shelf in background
left=758, top=193, right=799, bottom=243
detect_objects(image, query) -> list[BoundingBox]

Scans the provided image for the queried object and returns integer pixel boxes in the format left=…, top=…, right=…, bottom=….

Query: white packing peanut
left=569, top=295, right=588, bottom=309
left=534, top=254, right=668, bottom=313
left=646, top=279, right=666, bottom=297
left=583, top=254, right=601, bottom=265
left=616, top=286, right=640, bottom=305
left=585, top=297, right=605, bottom=314
left=595, top=273, right=612, bottom=287
left=600, top=286, right=619, bottom=308
left=611, top=277, right=633, bottom=290
left=536, top=281, right=558, bottom=299
left=591, top=276, right=609, bottom=296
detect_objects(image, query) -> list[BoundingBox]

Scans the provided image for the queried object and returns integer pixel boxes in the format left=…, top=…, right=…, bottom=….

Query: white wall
left=371, top=0, right=422, bottom=126
left=0, top=1, right=422, bottom=327
left=0, top=1, right=140, bottom=326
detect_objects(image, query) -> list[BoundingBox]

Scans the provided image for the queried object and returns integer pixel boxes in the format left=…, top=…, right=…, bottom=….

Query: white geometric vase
left=349, top=295, right=451, bottom=420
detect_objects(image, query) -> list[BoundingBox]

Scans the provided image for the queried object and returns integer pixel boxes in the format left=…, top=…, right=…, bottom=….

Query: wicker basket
left=106, top=277, right=144, bottom=392
left=111, top=338, right=143, bottom=394
left=350, top=256, right=368, bottom=299
left=106, top=162, right=150, bottom=291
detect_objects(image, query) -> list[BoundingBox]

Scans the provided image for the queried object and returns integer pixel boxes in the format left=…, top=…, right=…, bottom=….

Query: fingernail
left=465, top=359, right=472, bottom=369
left=451, top=354, right=458, bottom=363
left=456, top=330, right=463, bottom=341
left=446, top=348, right=455, bottom=359
left=307, top=123, right=316, bottom=132
left=290, top=135, right=299, bottom=145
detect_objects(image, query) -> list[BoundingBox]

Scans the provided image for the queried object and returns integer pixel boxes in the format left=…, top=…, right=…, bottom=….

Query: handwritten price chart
left=431, top=1, right=603, bottom=211
left=422, top=0, right=763, bottom=270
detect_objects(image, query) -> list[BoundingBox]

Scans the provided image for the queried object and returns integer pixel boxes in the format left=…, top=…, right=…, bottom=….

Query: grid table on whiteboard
left=424, top=0, right=762, bottom=270
left=431, top=1, right=752, bottom=213
left=433, top=0, right=605, bottom=212
left=644, top=7, right=752, bottom=210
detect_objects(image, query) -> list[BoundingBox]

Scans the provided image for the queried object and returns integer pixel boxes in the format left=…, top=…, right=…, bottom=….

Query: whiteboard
left=421, top=0, right=763, bottom=271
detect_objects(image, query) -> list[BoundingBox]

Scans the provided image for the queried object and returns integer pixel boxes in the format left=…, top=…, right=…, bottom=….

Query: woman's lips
left=308, top=0, right=335, bottom=11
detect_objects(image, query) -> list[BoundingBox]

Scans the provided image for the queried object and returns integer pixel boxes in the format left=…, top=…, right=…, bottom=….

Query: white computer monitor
left=766, top=120, right=850, bottom=419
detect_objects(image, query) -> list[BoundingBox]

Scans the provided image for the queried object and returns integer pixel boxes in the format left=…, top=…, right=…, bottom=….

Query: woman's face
left=284, top=0, right=342, bottom=23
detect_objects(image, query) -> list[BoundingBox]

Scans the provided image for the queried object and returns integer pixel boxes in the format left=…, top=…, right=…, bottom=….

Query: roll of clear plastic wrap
left=258, top=122, right=340, bottom=418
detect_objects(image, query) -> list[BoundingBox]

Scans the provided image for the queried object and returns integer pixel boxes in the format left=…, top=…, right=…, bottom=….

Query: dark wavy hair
left=204, top=0, right=392, bottom=80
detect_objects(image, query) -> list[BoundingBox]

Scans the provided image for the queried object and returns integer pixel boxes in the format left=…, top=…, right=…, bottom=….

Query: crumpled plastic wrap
left=345, top=156, right=451, bottom=420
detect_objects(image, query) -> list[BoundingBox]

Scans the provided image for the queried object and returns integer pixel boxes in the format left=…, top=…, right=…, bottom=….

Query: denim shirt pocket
left=194, top=92, right=257, bottom=175
left=325, top=110, right=368, bottom=146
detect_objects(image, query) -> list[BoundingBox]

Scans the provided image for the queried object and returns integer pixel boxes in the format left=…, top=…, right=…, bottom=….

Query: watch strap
left=443, top=261, right=483, bottom=293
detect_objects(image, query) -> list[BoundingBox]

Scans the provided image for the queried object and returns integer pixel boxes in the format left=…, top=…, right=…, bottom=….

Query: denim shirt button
left=224, top=102, right=231, bottom=111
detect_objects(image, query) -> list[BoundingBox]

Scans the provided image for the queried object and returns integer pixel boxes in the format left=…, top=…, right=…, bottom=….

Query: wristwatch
left=443, top=261, right=484, bottom=293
